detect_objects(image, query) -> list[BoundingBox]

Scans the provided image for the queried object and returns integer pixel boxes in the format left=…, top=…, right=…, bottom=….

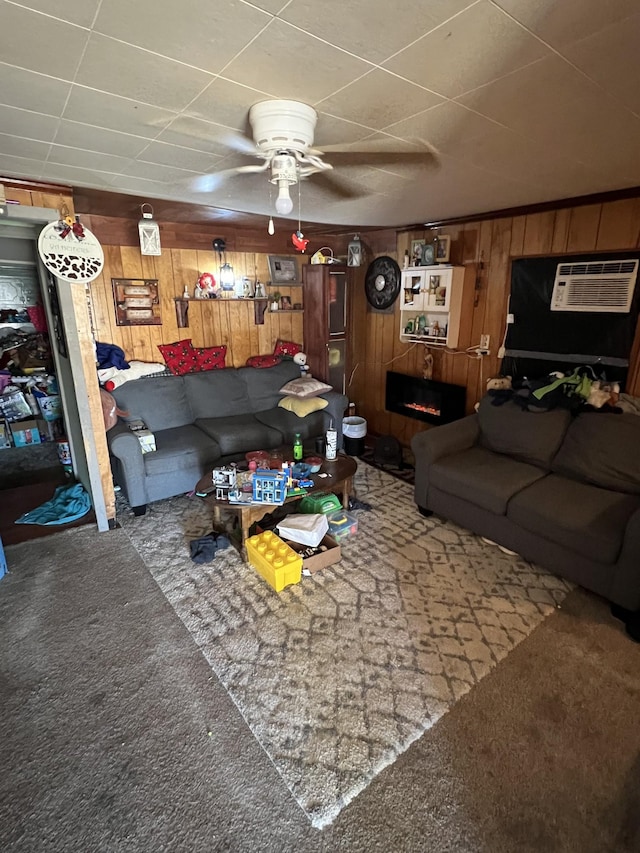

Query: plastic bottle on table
left=325, top=420, right=337, bottom=461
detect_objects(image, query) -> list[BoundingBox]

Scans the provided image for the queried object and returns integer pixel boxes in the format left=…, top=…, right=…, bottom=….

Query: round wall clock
left=364, top=256, right=401, bottom=310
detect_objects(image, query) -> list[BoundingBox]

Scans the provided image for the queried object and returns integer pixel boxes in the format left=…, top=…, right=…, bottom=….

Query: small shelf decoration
left=435, top=235, right=451, bottom=263
left=113, top=278, right=161, bottom=326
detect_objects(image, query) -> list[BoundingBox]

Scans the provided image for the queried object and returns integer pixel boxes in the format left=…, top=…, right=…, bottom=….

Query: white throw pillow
left=279, top=376, right=333, bottom=398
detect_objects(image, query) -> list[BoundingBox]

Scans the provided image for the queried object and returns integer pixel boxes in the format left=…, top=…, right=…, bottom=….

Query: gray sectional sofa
left=411, top=396, right=640, bottom=612
left=107, top=361, right=347, bottom=514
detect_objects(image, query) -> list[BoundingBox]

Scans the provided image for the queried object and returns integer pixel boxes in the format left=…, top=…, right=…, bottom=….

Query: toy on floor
left=98, top=360, right=166, bottom=390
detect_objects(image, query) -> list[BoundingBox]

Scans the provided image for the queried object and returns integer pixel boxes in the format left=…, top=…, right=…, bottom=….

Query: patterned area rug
left=118, top=462, right=571, bottom=828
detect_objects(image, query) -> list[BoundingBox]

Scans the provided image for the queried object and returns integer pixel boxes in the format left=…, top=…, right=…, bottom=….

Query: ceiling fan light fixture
left=274, top=183, right=293, bottom=215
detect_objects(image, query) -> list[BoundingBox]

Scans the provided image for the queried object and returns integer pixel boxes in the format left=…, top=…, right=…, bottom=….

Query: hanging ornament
left=347, top=233, right=364, bottom=267
left=292, top=230, right=309, bottom=252
left=38, top=215, right=104, bottom=284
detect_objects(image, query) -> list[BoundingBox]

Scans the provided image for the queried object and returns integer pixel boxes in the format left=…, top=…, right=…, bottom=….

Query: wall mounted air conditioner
left=551, top=259, right=638, bottom=312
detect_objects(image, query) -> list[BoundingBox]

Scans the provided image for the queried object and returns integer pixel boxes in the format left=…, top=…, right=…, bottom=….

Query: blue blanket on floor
left=15, top=483, right=92, bottom=526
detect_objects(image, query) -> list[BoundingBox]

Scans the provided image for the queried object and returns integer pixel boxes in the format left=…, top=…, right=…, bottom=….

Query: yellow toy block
left=246, top=530, right=302, bottom=592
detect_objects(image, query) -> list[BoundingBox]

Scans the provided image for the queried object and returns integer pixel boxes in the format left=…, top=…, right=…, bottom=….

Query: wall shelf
left=174, top=297, right=269, bottom=328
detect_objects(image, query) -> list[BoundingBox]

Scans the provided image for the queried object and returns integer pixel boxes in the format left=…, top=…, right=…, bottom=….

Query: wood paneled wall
left=87, top=245, right=303, bottom=366
left=348, top=197, right=640, bottom=448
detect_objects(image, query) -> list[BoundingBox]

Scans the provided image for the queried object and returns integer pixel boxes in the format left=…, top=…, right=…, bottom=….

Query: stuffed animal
left=293, top=351, right=310, bottom=375
left=586, top=379, right=622, bottom=410
left=98, top=360, right=166, bottom=391
left=486, top=375, right=513, bottom=406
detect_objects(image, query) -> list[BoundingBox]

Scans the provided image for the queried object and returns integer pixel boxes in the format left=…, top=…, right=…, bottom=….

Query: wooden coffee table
left=195, top=453, right=357, bottom=559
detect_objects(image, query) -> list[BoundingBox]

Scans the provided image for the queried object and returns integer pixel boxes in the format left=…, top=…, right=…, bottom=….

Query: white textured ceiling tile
left=221, top=20, right=372, bottom=103
left=279, top=0, right=474, bottom=64
left=385, top=101, right=501, bottom=155
left=9, top=0, right=101, bottom=28
left=0, top=134, right=51, bottom=160
left=40, top=163, right=117, bottom=186
left=93, top=0, right=271, bottom=74
left=156, top=117, right=241, bottom=156
left=185, top=79, right=269, bottom=130
left=0, top=4, right=89, bottom=79
left=456, top=54, right=600, bottom=135
left=312, top=114, right=378, bottom=148
left=316, top=69, right=443, bottom=128
left=0, top=106, right=59, bottom=142
left=54, top=121, right=149, bottom=158
left=47, top=145, right=132, bottom=173
left=0, top=155, right=46, bottom=180
left=0, top=65, right=71, bottom=115
left=118, top=160, right=198, bottom=182
left=562, top=14, right=640, bottom=116
left=76, top=34, right=214, bottom=112
left=384, top=0, right=550, bottom=98
left=493, top=0, right=640, bottom=50
left=63, top=87, right=177, bottom=138
left=135, top=141, right=221, bottom=173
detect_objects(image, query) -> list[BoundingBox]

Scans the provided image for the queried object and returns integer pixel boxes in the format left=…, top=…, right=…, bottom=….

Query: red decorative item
left=291, top=232, right=309, bottom=253
left=157, top=339, right=199, bottom=375
left=194, top=345, right=227, bottom=371
left=245, top=354, right=282, bottom=368
left=71, top=216, right=85, bottom=240
left=273, top=339, right=302, bottom=358
left=197, top=272, right=217, bottom=296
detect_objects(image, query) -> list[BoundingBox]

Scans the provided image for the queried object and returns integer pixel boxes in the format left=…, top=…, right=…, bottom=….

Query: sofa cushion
left=143, top=425, right=221, bottom=476
left=478, top=397, right=572, bottom=468
left=430, top=446, right=547, bottom=515
left=195, top=415, right=282, bottom=456
left=184, top=368, right=251, bottom=419
left=507, top=473, right=640, bottom=563
left=551, top=412, right=640, bottom=495
left=279, top=376, right=333, bottom=398
left=255, top=407, right=327, bottom=443
left=112, top=375, right=192, bottom=431
left=237, top=361, right=300, bottom=412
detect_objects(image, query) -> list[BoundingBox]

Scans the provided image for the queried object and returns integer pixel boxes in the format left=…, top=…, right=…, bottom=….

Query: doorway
left=0, top=207, right=108, bottom=542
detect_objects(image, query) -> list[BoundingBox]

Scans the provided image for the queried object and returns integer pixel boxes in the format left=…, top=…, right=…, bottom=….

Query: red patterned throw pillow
left=157, top=339, right=199, bottom=375
left=273, top=339, right=302, bottom=358
left=246, top=354, right=283, bottom=369
left=195, top=345, right=227, bottom=371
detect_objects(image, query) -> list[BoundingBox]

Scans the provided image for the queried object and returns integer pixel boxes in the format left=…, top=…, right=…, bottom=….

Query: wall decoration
left=138, top=204, right=162, bottom=256
left=410, top=239, right=425, bottom=266
left=38, top=219, right=104, bottom=284
left=268, top=255, right=299, bottom=283
left=112, top=279, right=161, bottom=326
left=435, top=235, right=451, bottom=263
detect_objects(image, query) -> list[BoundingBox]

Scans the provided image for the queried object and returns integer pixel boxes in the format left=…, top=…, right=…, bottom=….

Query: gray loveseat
left=411, top=396, right=640, bottom=612
left=107, top=361, right=347, bottom=514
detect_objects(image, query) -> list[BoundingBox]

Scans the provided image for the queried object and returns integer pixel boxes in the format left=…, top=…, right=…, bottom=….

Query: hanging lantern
left=347, top=233, right=364, bottom=267
left=138, top=203, right=161, bottom=256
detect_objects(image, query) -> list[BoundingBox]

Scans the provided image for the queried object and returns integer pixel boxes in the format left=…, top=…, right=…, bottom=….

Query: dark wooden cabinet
left=302, top=263, right=349, bottom=393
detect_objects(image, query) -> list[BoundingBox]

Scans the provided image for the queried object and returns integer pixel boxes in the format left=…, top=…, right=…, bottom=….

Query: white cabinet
left=399, top=265, right=465, bottom=348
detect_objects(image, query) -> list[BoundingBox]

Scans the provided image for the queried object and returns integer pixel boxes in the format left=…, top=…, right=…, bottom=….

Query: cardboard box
left=10, top=418, right=42, bottom=447
left=286, top=534, right=342, bottom=575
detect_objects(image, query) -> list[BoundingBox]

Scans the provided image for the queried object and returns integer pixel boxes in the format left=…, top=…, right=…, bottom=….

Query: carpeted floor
left=2, top=464, right=640, bottom=852
left=117, top=462, right=571, bottom=828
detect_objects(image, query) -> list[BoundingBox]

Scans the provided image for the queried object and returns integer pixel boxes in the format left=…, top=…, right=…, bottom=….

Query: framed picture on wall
left=112, top=278, right=161, bottom=326
left=435, top=235, right=451, bottom=263
left=410, top=239, right=425, bottom=266
left=268, top=255, right=299, bottom=284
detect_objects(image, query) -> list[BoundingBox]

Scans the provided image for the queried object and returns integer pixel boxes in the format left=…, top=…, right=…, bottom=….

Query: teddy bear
left=486, top=375, right=513, bottom=406
left=293, top=351, right=310, bottom=376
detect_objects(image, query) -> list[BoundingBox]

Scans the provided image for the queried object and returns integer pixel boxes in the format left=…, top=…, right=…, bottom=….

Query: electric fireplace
left=385, top=371, right=466, bottom=425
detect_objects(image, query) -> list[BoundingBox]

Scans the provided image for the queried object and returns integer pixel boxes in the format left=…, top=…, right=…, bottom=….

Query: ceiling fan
left=192, top=99, right=437, bottom=214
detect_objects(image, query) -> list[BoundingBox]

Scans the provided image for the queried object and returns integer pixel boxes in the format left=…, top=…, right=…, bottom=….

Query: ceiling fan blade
left=312, top=171, right=368, bottom=200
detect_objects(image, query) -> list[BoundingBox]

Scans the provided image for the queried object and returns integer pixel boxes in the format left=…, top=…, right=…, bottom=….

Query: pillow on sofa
left=273, top=339, right=303, bottom=358
left=551, top=412, right=640, bottom=495
left=279, top=376, right=332, bottom=398
left=246, top=354, right=282, bottom=368
left=157, top=339, right=199, bottom=375
left=278, top=396, right=328, bottom=417
left=478, top=397, right=572, bottom=468
left=195, top=345, right=226, bottom=371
